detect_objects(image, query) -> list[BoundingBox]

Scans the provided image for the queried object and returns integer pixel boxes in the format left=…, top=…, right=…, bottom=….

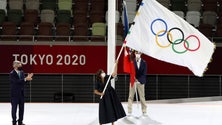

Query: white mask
left=135, top=54, right=141, bottom=59
left=101, top=73, right=106, bottom=78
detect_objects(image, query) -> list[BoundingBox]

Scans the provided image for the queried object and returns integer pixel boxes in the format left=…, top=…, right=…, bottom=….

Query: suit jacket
left=10, top=70, right=26, bottom=98
left=134, top=58, right=147, bottom=84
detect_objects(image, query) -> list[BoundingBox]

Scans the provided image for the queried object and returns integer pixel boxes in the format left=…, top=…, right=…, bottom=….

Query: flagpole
left=107, top=0, right=116, bottom=88
left=100, top=44, right=125, bottom=99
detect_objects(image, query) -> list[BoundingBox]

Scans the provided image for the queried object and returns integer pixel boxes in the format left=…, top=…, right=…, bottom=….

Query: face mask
left=101, top=73, right=106, bottom=78
left=17, top=67, right=23, bottom=71
left=135, top=54, right=141, bottom=59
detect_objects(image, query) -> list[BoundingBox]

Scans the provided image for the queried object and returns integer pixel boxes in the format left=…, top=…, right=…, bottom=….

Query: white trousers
left=127, top=81, right=147, bottom=113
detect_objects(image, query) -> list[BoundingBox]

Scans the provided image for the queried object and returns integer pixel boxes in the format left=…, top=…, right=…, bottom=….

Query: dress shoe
left=12, top=121, right=16, bottom=125
left=143, top=112, right=148, bottom=117
left=18, top=123, right=25, bottom=125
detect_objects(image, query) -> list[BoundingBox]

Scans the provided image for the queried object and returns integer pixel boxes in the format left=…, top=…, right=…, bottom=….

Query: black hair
left=96, top=69, right=103, bottom=82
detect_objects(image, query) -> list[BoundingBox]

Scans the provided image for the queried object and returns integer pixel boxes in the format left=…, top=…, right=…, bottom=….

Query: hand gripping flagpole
left=100, top=44, right=125, bottom=99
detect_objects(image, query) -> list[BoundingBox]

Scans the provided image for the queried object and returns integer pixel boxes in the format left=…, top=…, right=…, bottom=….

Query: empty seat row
left=174, top=11, right=220, bottom=28
left=0, top=0, right=125, bottom=26
left=0, top=0, right=74, bottom=12
left=0, top=0, right=117, bottom=13
left=198, top=23, right=222, bottom=38
left=41, top=0, right=73, bottom=12
left=0, top=9, right=23, bottom=26
left=0, top=0, right=39, bottom=12
left=0, top=21, right=112, bottom=42
left=0, top=9, right=110, bottom=26
left=173, top=10, right=222, bottom=37
left=156, top=0, right=222, bottom=13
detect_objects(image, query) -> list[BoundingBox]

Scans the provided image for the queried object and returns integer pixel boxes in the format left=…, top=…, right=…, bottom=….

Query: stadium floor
left=0, top=101, right=222, bottom=125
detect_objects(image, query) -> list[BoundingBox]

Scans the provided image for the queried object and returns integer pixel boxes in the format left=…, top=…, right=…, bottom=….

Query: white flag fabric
left=125, top=0, right=215, bottom=77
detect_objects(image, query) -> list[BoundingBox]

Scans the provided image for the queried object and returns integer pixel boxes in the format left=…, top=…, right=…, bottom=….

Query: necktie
left=18, top=72, right=21, bottom=79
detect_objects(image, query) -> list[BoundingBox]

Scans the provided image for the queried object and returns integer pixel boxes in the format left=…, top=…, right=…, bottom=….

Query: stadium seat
left=91, top=22, right=106, bottom=42
left=57, top=10, right=71, bottom=24
left=0, top=9, right=6, bottom=26
left=202, top=0, right=218, bottom=12
left=92, top=23, right=106, bottom=36
left=187, top=0, right=202, bottom=11
left=89, top=11, right=105, bottom=26
left=1, top=22, right=17, bottom=41
left=170, top=0, right=187, bottom=12
left=173, top=11, right=185, bottom=19
left=41, top=0, right=57, bottom=11
left=19, top=22, right=35, bottom=41
left=215, top=24, right=222, bottom=37
left=37, top=22, right=53, bottom=41
left=8, top=0, right=23, bottom=10
left=186, top=11, right=201, bottom=27
left=217, top=15, right=222, bottom=26
left=157, top=0, right=170, bottom=9
left=219, top=1, right=222, bottom=12
left=90, top=0, right=105, bottom=4
left=73, top=11, right=88, bottom=27
left=198, top=24, right=213, bottom=38
left=203, top=4, right=218, bottom=12
left=59, top=0, right=72, bottom=3
left=24, top=9, right=39, bottom=26
left=41, top=0, right=52, bottom=2
left=41, top=9, right=55, bottom=25
left=58, top=0, right=72, bottom=12
left=202, top=11, right=217, bottom=27
left=90, top=0, right=106, bottom=12
left=219, top=4, right=222, bottom=16
left=7, top=9, right=23, bottom=26
left=74, top=0, right=88, bottom=2
left=73, top=0, right=89, bottom=13
left=156, top=0, right=170, bottom=9
left=90, top=2, right=106, bottom=18
left=56, top=23, right=71, bottom=41
left=73, top=23, right=88, bottom=41
left=25, top=0, right=40, bottom=11
left=0, top=0, right=7, bottom=13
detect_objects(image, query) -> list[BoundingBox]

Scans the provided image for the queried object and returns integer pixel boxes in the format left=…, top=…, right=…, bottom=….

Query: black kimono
left=95, top=75, right=126, bottom=124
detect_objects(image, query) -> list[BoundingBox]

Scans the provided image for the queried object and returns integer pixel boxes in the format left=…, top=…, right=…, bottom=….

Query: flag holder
left=100, top=44, right=125, bottom=99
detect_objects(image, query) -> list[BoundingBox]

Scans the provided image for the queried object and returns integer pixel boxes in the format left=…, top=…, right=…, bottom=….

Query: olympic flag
left=125, top=0, right=215, bottom=77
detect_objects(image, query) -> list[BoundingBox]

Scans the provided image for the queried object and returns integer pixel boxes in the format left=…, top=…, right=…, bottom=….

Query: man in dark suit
left=10, top=61, right=33, bottom=125
left=128, top=51, right=147, bottom=116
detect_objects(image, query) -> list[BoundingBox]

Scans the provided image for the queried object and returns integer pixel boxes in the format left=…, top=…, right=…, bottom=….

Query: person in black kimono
left=94, top=62, right=126, bottom=125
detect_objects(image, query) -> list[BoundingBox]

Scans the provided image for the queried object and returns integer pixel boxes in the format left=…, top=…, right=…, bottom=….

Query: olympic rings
left=172, top=39, right=189, bottom=54
left=167, top=27, right=184, bottom=45
left=150, top=18, right=200, bottom=54
left=184, top=35, right=200, bottom=52
left=155, top=30, right=171, bottom=48
left=151, top=18, right=168, bottom=37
